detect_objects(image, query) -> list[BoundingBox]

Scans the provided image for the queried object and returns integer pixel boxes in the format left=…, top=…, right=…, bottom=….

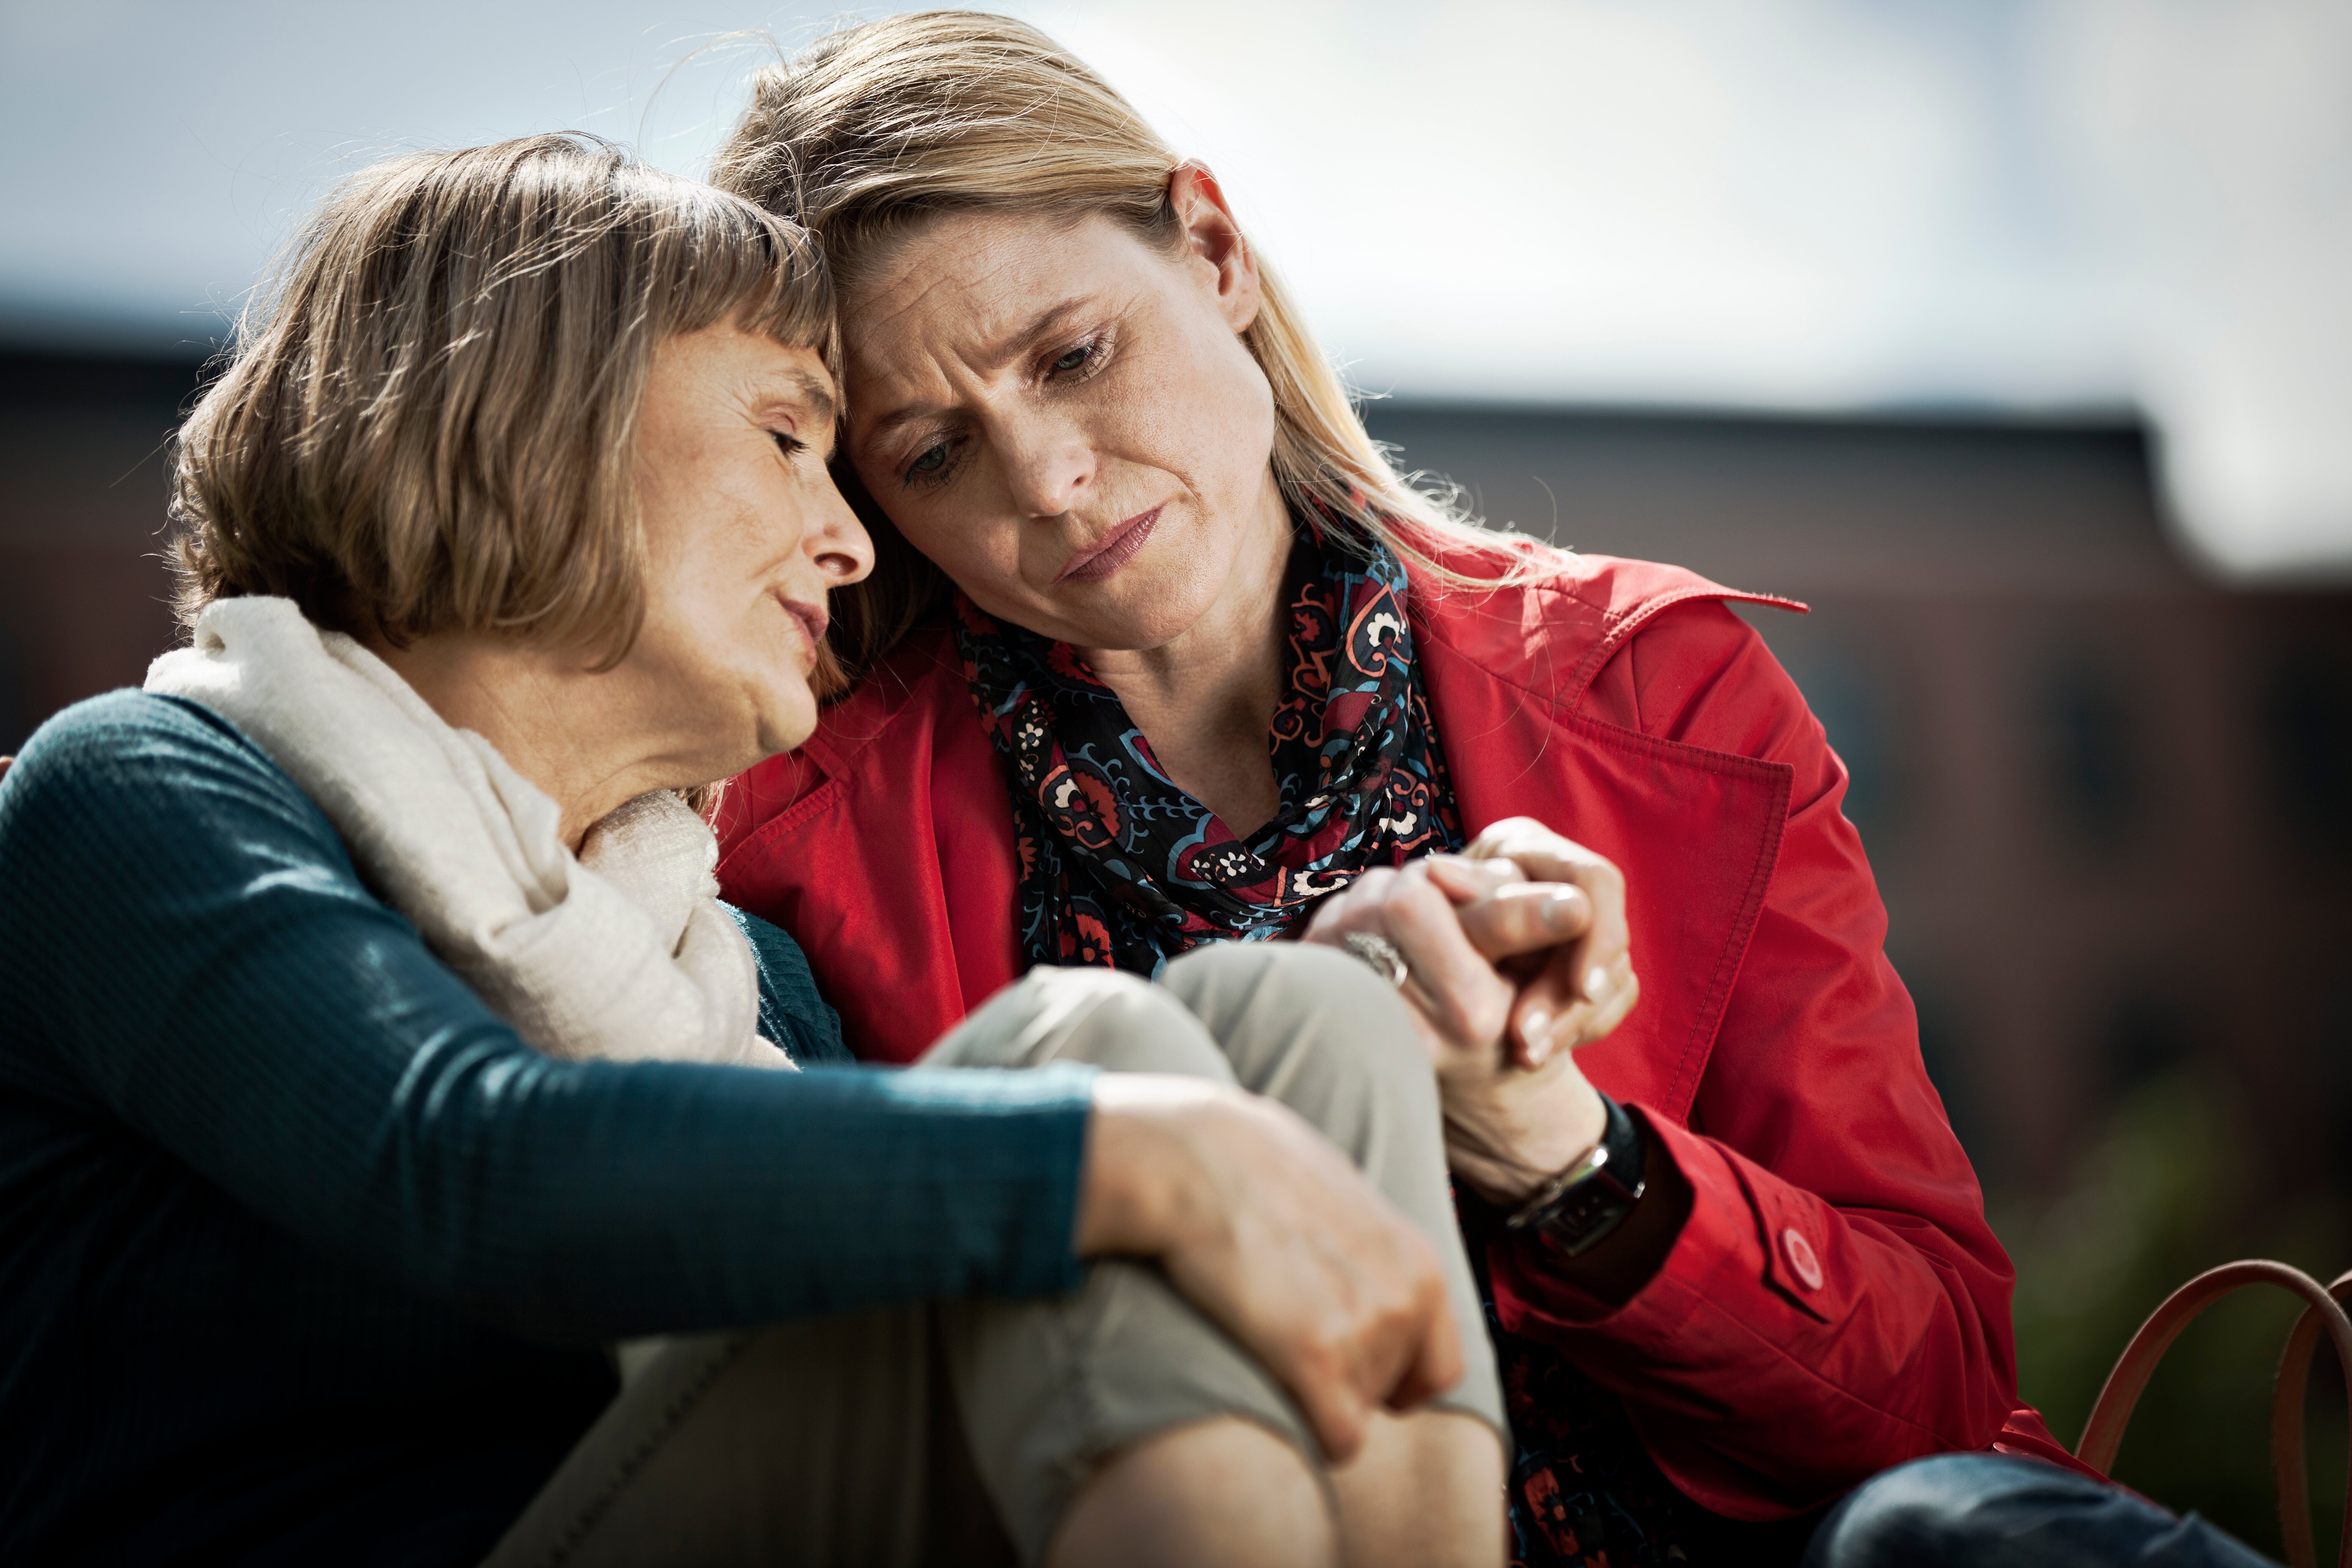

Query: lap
left=485, top=944, right=1499, bottom=1568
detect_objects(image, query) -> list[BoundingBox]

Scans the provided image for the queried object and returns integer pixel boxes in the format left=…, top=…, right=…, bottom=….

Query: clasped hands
left=1303, top=818, right=1639, bottom=1208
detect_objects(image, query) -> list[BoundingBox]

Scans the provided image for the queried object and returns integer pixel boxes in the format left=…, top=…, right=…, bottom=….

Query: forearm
left=369, top=1032, right=1096, bottom=1336
left=1458, top=1116, right=1694, bottom=1308
left=78, top=878, right=1093, bottom=1338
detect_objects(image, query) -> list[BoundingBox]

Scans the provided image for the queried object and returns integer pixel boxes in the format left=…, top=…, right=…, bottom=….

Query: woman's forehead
left=850, top=214, right=1145, bottom=346
left=841, top=214, right=1155, bottom=428
left=662, top=326, right=835, bottom=400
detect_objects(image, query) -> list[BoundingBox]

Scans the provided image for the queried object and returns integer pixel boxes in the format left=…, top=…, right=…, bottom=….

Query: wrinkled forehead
left=838, top=210, right=1149, bottom=425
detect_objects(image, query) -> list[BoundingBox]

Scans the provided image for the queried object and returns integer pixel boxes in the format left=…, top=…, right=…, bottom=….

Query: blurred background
left=4, top=0, right=2347, bottom=1553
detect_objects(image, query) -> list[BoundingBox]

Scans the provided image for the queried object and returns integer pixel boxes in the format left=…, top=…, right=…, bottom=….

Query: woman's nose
left=807, top=479, right=875, bottom=585
left=995, top=411, right=1095, bottom=518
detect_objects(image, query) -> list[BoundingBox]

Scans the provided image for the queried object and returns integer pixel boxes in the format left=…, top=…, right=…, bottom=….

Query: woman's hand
left=1300, top=824, right=1642, bottom=1205
left=1303, top=859, right=1605, bottom=1202
left=1457, top=818, right=1640, bottom=1070
left=1074, top=1074, right=1463, bottom=1463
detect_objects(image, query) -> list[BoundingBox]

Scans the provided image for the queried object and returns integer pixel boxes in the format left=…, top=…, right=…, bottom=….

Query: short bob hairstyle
left=712, top=11, right=1536, bottom=684
left=170, top=134, right=834, bottom=665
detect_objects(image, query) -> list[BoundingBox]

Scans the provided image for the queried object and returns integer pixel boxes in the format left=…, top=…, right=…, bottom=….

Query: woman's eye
left=771, top=431, right=806, bottom=459
left=1048, top=338, right=1105, bottom=379
left=906, top=442, right=950, bottom=480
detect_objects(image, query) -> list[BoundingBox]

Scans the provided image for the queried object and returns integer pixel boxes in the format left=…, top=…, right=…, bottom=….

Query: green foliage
left=1996, top=1067, right=2348, bottom=1563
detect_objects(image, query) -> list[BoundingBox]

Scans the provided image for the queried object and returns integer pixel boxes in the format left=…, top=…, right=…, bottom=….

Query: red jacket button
left=1781, top=1228, right=1824, bottom=1291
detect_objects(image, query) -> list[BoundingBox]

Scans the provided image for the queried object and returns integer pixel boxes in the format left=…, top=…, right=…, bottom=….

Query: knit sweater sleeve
left=0, top=691, right=1091, bottom=1339
left=729, top=905, right=853, bottom=1065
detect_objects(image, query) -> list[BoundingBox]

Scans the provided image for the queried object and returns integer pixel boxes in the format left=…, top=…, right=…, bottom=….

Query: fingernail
left=1544, top=888, right=1582, bottom=926
left=1521, top=1007, right=1550, bottom=1046
left=1526, top=1033, right=1554, bottom=1067
left=1584, top=965, right=1612, bottom=1003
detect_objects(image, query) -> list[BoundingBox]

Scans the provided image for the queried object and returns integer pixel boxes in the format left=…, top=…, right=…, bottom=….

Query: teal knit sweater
left=0, top=692, right=1095, bottom=1566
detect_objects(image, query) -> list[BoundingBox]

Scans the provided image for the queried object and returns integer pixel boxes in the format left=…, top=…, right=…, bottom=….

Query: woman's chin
left=1032, top=577, right=1220, bottom=652
left=755, top=686, right=821, bottom=760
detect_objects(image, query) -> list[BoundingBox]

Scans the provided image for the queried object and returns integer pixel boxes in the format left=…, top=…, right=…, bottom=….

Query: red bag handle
left=2074, top=1260, right=2352, bottom=1568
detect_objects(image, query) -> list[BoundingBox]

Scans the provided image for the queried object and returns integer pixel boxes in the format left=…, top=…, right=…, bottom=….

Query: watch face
left=1511, top=1096, right=1646, bottom=1255
left=1538, top=1179, right=1637, bottom=1256
left=1547, top=1213, right=1625, bottom=1256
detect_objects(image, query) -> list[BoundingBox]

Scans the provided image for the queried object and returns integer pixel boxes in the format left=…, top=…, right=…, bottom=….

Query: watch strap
left=1505, top=1092, right=1647, bottom=1257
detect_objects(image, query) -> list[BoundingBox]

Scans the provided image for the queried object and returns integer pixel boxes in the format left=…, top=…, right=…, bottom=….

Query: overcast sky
left=3, top=0, right=2347, bottom=578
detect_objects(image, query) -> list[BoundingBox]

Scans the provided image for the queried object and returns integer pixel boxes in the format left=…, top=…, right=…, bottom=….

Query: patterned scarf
left=955, top=528, right=1462, bottom=975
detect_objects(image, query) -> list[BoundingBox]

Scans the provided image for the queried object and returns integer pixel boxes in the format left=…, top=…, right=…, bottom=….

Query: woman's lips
left=777, top=595, right=828, bottom=663
left=1055, top=505, right=1163, bottom=584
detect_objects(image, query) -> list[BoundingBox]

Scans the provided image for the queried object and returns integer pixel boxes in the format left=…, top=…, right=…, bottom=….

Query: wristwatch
left=1504, top=1092, right=1648, bottom=1257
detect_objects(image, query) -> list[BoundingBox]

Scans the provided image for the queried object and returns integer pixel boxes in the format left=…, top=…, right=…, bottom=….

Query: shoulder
left=1543, top=566, right=1836, bottom=801
left=11, top=686, right=258, bottom=763
left=1591, top=598, right=1821, bottom=761
left=1407, top=530, right=1806, bottom=727
left=2, top=689, right=308, bottom=825
left=0, top=689, right=349, bottom=899
left=0, top=692, right=374, bottom=1078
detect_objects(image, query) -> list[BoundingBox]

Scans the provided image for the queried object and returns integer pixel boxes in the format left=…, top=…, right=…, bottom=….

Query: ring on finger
left=1341, top=931, right=1409, bottom=989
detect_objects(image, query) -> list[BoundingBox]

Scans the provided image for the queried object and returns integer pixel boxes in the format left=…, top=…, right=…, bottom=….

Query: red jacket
left=716, top=540, right=2087, bottom=1519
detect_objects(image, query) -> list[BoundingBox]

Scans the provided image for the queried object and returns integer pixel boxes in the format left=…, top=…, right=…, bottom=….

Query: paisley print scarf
left=954, top=527, right=1462, bottom=976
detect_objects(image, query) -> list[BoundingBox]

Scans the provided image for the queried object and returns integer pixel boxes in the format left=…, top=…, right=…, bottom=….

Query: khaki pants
left=480, top=943, right=1504, bottom=1568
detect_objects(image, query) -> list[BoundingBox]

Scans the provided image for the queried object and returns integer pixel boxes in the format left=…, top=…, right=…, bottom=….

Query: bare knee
left=1046, top=1417, right=1337, bottom=1568
left=1329, top=1409, right=1507, bottom=1568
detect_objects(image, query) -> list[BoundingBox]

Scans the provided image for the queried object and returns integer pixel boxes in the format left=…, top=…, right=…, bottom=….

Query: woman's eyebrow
left=985, top=298, right=1091, bottom=365
left=861, top=298, right=1093, bottom=443
left=782, top=369, right=838, bottom=428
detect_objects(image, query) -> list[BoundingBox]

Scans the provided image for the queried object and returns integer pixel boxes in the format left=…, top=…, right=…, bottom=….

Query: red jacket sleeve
left=1484, top=599, right=2036, bottom=1519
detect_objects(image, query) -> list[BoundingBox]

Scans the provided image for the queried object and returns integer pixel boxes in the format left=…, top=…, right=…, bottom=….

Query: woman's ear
left=1168, top=161, right=1262, bottom=335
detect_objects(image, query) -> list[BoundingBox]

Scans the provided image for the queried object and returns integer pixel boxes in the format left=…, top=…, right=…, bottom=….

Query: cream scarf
left=146, top=596, right=790, bottom=1071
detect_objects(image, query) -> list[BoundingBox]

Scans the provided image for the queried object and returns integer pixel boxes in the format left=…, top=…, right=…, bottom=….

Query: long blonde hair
left=710, top=10, right=1538, bottom=682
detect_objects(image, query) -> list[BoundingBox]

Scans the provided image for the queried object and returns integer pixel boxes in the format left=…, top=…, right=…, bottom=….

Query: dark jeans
left=1804, top=1454, right=2281, bottom=1568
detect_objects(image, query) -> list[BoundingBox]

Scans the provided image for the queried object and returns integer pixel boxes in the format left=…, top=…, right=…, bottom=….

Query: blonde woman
left=695, top=14, right=2246, bottom=1568
left=0, top=135, right=1512, bottom=1568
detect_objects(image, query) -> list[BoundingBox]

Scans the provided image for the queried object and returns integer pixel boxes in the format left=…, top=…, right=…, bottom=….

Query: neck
left=1076, top=470, right=1293, bottom=836
left=369, top=633, right=678, bottom=852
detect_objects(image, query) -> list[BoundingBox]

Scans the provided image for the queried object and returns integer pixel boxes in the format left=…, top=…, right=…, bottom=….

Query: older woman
left=0, top=134, right=1512, bottom=1568
left=695, top=14, right=2278, bottom=1568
